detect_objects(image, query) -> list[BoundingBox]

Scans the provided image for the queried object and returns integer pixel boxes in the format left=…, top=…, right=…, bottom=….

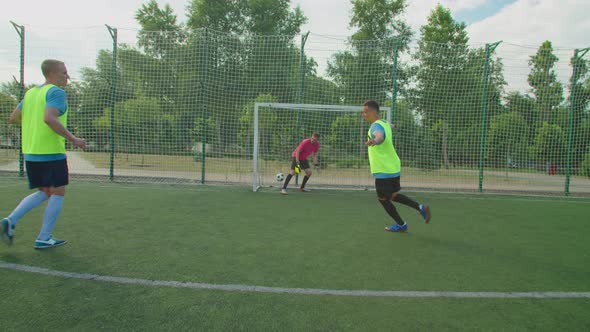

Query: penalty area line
left=1, top=261, right=589, bottom=299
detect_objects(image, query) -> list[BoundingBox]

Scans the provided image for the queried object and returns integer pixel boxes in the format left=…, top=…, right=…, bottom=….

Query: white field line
left=1, top=261, right=589, bottom=299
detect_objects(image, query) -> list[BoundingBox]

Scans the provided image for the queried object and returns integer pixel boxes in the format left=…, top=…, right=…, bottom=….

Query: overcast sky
left=1, top=0, right=589, bottom=92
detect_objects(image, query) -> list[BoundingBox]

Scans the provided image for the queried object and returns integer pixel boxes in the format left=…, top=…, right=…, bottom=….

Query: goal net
left=252, top=102, right=391, bottom=192
left=2, top=26, right=589, bottom=196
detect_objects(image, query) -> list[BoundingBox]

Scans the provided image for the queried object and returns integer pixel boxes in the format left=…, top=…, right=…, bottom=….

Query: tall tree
left=506, top=92, right=536, bottom=146
left=328, top=0, right=412, bottom=105
left=0, top=91, right=18, bottom=147
left=246, top=0, right=306, bottom=36
left=487, top=112, right=528, bottom=168
left=349, top=0, right=412, bottom=44
left=527, top=41, right=563, bottom=125
left=187, top=0, right=247, bottom=34
left=136, top=0, right=186, bottom=58
left=186, top=0, right=307, bottom=152
left=410, top=5, right=469, bottom=168
left=567, top=53, right=590, bottom=171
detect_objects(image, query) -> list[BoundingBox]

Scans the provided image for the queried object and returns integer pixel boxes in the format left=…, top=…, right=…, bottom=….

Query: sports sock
left=393, top=194, right=420, bottom=210
left=283, top=174, right=293, bottom=189
left=379, top=199, right=404, bottom=225
left=300, top=175, right=310, bottom=188
left=37, top=195, right=64, bottom=241
left=8, top=191, right=49, bottom=226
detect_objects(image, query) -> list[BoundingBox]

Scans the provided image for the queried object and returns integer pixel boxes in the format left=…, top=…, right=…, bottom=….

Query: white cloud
left=292, top=0, right=353, bottom=36
left=466, top=0, right=590, bottom=93
left=467, top=0, right=589, bottom=47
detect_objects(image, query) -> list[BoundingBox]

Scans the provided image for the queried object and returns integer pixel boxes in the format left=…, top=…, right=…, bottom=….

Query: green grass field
left=1, top=178, right=589, bottom=331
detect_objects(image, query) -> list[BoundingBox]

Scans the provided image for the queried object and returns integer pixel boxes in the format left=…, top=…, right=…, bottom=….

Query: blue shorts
left=25, top=159, right=69, bottom=189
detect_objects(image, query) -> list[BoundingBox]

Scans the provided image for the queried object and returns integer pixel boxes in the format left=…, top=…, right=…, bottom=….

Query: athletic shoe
left=1, top=218, right=14, bottom=245
left=34, top=237, right=67, bottom=249
left=385, top=223, right=408, bottom=233
left=419, top=204, right=431, bottom=224
left=298, top=187, right=311, bottom=192
left=280, top=189, right=288, bottom=195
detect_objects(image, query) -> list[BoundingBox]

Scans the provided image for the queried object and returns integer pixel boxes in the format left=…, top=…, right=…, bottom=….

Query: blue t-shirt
left=370, top=122, right=386, bottom=141
left=18, top=85, right=68, bottom=162
left=369, top=122, right=399, bottom=179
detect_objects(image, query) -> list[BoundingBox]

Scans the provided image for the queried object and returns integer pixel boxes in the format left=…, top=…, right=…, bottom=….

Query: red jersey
left=291, top=138, right=320, bottom=160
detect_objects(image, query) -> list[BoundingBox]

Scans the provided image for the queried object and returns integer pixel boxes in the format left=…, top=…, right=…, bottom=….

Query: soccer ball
left=276, top=172, right=285, bottom=182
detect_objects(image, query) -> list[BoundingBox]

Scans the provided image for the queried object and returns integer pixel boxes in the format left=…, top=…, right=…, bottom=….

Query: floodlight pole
left=11, top=21, right=25, bottom=177
left=295, top=32, right=310, bottom=185
left=298, top=32, right=310, bottom=105
left=200, top=29, right=210, bottom=184
left=390, top=38, right=400, bottom=125
left=565, top=47, right=590, bottom=196
left=478, top=41, right=501, bottom=193
left=106, top=25, right=118, bottom=182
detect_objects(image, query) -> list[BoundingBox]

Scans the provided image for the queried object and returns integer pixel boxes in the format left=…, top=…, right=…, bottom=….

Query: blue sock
left=8, top=191, right=49, bottom=226
left=37, top=195, right=64, bottom=241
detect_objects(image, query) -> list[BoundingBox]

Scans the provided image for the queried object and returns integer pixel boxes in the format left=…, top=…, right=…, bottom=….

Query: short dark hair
left=312, top=132, right=320, bottom=138
left=363, top=100, right=379, bottom=111
left=41, top=59, right=64, bottom=78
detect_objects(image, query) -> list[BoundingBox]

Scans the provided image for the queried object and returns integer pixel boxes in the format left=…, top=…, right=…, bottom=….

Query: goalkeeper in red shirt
left=280, top=133, right=320, bottom=195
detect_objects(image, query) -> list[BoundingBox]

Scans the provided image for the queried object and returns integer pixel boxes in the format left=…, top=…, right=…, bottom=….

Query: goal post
left=252, top=102, right=391, bottom=192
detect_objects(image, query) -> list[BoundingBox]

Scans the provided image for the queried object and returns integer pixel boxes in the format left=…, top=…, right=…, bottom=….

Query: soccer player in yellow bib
left=1, top=59, right=86, bottom=249
left=361, top=100, right=431, bottom=232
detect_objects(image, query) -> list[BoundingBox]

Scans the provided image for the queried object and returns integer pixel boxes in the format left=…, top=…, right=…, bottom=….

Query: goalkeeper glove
left=294, top=163, right=301, bottom=174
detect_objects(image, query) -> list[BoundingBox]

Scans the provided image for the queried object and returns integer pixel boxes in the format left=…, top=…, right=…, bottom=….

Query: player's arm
left=8, top=106, right=22, bottom=124
left=366, top=124, right=385, bottom=146
left=312, top=153, right=318, bottom=165
left=44, top=108, right=86, bottom=149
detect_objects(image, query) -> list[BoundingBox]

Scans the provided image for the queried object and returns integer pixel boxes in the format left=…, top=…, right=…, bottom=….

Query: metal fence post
left=478, top=41, right=501, bottom=193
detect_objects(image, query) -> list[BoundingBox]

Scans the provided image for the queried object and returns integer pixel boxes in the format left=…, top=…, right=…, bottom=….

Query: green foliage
left=580, top=153, right=590, bottom=177
left=409, top=5, right=505, bottom=169
left=135, top=0, right=186, bottom=58
left=238, top=94, right=299, bottom=160
left=93, top=97, right=183, bottom=154
left=3, top=0, right=588, bottom=189
left=327, top=113, right=363, bottom=155
left=527, top=41, right=563, bottom=124
left=414, top=124, right=441, bottom=170
left=487, top=112, right=528, bottom=167
left=0, top=92, right=17, bottom=143
left=187, top=0, right=306, bottom=37
left=452, top=123, right=480, bottom=167
left=414, top=2, right=471, bottom=94
left=0, top=81, right=32, bottom=100
left=531, top=122, right=566, bottom=165
left=247, top=0, right=307, bottom=36
left=388, top=100, right=419, bottom=161
left=328, top=0, right=411, bottom=106
left=506, top=92, right=536, bottom=145
left=567, top=53, right=590, bottom=170
left=350, top=0, right=412, bottom=44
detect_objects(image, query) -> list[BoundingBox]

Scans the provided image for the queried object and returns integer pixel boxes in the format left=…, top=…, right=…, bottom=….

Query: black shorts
left=375, top=177, right=401, bottom=199
left=25, top=159, right=69, bottom=189
left=291, top=158, right=310, bottom=170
